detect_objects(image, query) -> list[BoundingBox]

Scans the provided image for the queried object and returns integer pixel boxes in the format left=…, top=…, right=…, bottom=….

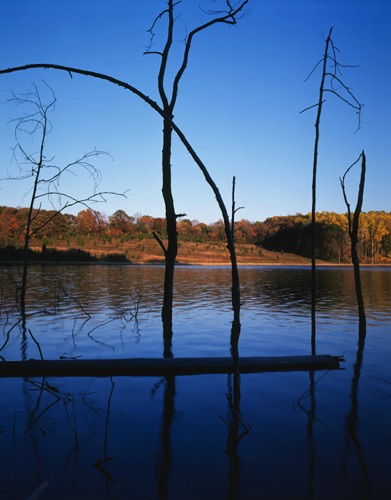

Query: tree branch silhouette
left=301, top=27, right=363, bottom=354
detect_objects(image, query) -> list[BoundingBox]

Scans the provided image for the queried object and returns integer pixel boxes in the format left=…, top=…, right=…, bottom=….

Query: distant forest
left=1, top=206, right=390, bottom=263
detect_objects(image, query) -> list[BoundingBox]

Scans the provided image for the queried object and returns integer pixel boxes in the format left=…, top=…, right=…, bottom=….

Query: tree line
left=1, top=205, right=390, bottom=264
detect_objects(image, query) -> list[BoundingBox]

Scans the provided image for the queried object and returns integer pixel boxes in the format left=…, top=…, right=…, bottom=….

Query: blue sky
left=0, top=0, right=389, bottom=224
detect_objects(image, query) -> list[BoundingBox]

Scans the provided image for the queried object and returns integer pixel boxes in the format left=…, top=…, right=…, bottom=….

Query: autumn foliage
left=1, top=206, right=390, bottom=264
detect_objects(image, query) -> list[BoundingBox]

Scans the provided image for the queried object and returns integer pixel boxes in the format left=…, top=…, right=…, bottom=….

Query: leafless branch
left=153, top=230, right=167, bottom=256
left=29, top=190, right=127, bottom=238
left=28, top=328, right=44, bottom=362
left=340, top=152, right=365, bottom=238
left=170, top=0, right=249, bottom=110
left=302, top=28, right=363, bottom=131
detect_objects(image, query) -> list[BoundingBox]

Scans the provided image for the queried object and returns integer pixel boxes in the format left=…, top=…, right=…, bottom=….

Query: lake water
left=0, top=265, right=390, bottom=499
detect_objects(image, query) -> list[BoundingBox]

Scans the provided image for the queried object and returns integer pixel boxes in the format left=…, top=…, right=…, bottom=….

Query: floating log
left=0, top=355, right=343, bottom=378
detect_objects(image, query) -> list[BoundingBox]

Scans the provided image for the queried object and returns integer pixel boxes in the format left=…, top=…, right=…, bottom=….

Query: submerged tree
left=3, top=83, right=122, bottom=317
left=144, top=0, right=248, bottom=350
left=301, top=27, right=363, bottom=354
left=0, top=1, right=249, bottom=355
left=340, top=151, right=366, bottom=330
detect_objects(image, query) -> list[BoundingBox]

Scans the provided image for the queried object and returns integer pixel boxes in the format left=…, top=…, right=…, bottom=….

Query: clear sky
left=0, top=0, right=389, bottom=224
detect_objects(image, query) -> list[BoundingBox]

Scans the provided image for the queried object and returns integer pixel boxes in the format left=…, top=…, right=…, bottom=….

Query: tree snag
left=301, top=27, right=363, bottom=354
left=0, top=1, right=249, bottom=356
left=340, top=151, right=366, bottom=331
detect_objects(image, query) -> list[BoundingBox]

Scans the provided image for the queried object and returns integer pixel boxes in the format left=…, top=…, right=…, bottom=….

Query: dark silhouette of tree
left=0, top=1, right=249, bottom=355
left=340, top=151, right=366, bottom=328
left=2, top=83, right=123, bottom=317
left=145, top=0, right=248, bottom=351
left=301, top=27, right=363, bottom=354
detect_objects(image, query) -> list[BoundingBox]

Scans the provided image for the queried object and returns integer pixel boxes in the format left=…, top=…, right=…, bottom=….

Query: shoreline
left=1, top=260, right=390, bottom=268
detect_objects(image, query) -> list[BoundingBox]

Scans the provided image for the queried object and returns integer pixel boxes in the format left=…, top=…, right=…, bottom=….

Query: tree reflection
left=93, top=377, right=116, bottom=497
left=342, top=320, right=371, bottom=497
left=306, top=372, right=316, bottom=500
left=163, top=327, right=173, bottom=359
left=294, top=372, right=317, bottom=499
left=156, top=375, right=176, bottom=500
left=294, top=370, right=331, bottom=500
left=222, top=321, right=251, bottom=499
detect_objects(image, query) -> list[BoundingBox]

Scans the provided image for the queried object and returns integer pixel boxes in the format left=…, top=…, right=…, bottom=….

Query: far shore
left=1, top=259, right=390, bottom=268
left=1, top=239, right=390, bottom=266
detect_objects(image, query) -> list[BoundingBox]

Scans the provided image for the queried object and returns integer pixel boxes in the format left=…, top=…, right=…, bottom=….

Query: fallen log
left=0, top=355, right=343, bottom=378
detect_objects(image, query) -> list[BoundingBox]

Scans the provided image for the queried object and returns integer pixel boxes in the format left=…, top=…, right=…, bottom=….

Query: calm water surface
left=0, top=265, right=390, bottom=499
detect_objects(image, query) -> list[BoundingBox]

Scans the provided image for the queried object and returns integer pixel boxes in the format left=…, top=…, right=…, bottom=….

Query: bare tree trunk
left=20, top=183, right=38, bottom=318
left=161, top=119, right=177, bottom=356
left=6, top=84, right=120, bottom=321
left=230, top=176, right=242, bottom=356
left=0, top=0, right=248, bottom=346
left=19, top=90, right=50, bottom=317
left=302, top=27, right=362, bottom=355
left=310, top=27, right=333, bottom=356
left=147, top=0, right=247, bottom=355
left=340, top=151, right=366, bottom=329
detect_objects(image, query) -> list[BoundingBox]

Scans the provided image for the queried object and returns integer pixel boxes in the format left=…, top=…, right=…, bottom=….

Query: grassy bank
left=1, top=238, right=318, bottom=265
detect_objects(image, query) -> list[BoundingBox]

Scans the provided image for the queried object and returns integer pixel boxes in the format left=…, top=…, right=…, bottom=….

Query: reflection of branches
left=223, top=321, right=250, bottom=500
left=342, top=325, right=371, bottom=497
left=151, top=377, right=166, bottom=397
left=51, top=275, right=91, bottom=319
left=0, top=268, right=92, bottom=357
left=366, top=375, right=391, bottom=400
left=24, top=378, right=64, bottom=431
left=62, top=390, right=98, bottom=480
left=63, top=395, right=80, bottom=479
left=306, top=372, right=316, bottom=500
left=2, top=83, right=126, bottom=318
left=220, top=369, right=250, bottom=500
left=121, top=290, right=142, bottom=323
left=28, top=328, right=44, bottom=362
left=86, top=318, right=117, bottom=352
left=293, top=371, right=332, bottom=431
left=93, top=377, right=117, bottom=493
left=220, top=375, right=251, bottom=447
left=0, top=317, right=23, bottom=353
left=82, top=391, right=99, bottom=414
left=0, top=287, right=16, bottom=326
left=112, top=290, right=142, bottom=337
left=294, top=371, right=330, bottom=500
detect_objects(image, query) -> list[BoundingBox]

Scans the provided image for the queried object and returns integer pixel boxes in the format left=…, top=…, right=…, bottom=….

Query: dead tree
left=145, top=0, right=248, bottom=352
left=301, top=27, right=363, bottom=354
left=340, top=151, right=366, bottom=330
left=3, top=83, right=124, bottom=317
left=0, top=1, right=249, bottom=355
left=230, top=176, right=244, bottom=352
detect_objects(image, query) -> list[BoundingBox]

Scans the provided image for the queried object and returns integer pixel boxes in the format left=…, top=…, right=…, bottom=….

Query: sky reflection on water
left=1, top=265, right=391, bottom=498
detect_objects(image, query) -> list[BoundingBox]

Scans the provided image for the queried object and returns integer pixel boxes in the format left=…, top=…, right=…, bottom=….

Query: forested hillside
left=1, top=206, right=390, bottom=263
